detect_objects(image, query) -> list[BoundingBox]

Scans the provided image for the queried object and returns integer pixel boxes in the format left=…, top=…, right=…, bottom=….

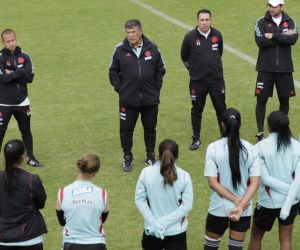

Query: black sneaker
left=255, top=132, right=264, bottom=143
left=145, top=152, right=156, bottom=166
left=123, top=155, right=133, bottom=172
left=27, top=157, right=43, bottom=168
left=189, top=138, right=201, bottom=150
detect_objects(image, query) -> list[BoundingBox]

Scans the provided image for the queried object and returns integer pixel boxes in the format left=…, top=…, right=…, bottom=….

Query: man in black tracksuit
left=109, top=19, right=166, bottom=172
left=254, top=0, right=298, bottom=141
left=0, top=29, right=42, bottom=167
left=181, top=9, right=226, bottom=150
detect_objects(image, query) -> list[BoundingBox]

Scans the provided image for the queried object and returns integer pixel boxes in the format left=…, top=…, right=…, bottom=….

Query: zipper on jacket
left=276, top=46, right=279, bottom=72
left=13, top=54, right=17, bottom=69
left=138, top=60, right=141, bottom=80
left=137, top=59, right=142, bottom=99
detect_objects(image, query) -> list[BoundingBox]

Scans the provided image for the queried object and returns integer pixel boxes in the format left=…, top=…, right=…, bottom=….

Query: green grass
left=1, top=0, right=300, bottom=249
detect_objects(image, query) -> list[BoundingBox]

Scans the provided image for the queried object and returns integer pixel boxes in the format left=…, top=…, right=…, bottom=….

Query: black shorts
left=254, top=72, right=295, bottom=98
left=63, top=243, right=107, bottom=250
left=205, top=213, right=251, bottom=236
left=141, top=231, right=187, bottom=250
left=0, top=244, right=43, bottom=250
left=253, top=202, right=299, bottom=232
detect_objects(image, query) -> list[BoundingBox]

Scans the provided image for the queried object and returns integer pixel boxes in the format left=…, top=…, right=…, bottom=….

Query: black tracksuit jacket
left=255, top=11, right=298, bottom=73
left=0, top=46, right=34, bottom=105
left=109, top=35, right=166, bottom=107
left=181, top=27, right=224, bottom=83
left=0, top=168, right=47, bottom=242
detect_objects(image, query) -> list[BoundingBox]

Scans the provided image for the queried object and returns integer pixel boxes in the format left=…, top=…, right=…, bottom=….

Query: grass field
left=1, top=0, right=300, bottom=249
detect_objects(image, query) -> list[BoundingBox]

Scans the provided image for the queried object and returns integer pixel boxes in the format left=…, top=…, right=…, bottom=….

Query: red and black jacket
left=255, top=11, right=298, bottom=73
left=0, top=168, right=47, bottom=242
left=0, top=46, right=34, bottom=105
left=181, top=27, right=224, bottom=83
left=109, top=35, right=166, bottom=107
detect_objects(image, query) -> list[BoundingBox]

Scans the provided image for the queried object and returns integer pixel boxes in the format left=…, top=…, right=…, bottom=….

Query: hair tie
left=230, top=115, right=236, bottom=119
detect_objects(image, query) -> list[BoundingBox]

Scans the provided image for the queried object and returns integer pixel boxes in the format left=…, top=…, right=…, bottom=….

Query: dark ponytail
left=267, top=111, right=291, bottom=152
left=222, top=108, right=248, bottom=189
left=3, top=139, right=25, bottom=192
left=77, top=154, right=100, bottom=174
left=159, top=139, right=178, bottom=185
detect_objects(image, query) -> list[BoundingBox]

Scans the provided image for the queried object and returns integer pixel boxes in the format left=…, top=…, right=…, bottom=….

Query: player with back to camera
left=248, top=111, right=300, bottom=250
left=56, top=154, right=109, bottom=250
left=0, top=139, right=47, bottom=249
left=204, top=108, right=260, bottom=250
left=135, top=139, right=193, bottom=250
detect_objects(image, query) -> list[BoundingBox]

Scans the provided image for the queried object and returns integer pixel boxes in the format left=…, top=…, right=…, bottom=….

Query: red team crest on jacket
left=144, top=50, right=151, bottom=57
left=282, top=22, right=289, bottom=28
left=17, top=57, right=25, bottom=64
left=125, top=52, right=131, bottom=57
left=196, top=39, right=201, bottom=45
left=211, top=36, right=218, bottom=43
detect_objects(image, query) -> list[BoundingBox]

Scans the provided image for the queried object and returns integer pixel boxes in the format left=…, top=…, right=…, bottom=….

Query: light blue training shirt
left=135, top=161, right=193, bottom=237
left=204, top=137, right=260, bottom=217
left=58, top=180, right=107, bottom=244
left=256, top=133, right=300, bottom=209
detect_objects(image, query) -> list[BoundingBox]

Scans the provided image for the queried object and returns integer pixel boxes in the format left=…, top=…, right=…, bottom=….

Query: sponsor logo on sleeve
left=18, top=57, right=25, bottom=64
left=211, top=36, right=219, bottom=43
left=282, top=22, right=289, bottom=28
left=144, top=50, right=152, bottom=60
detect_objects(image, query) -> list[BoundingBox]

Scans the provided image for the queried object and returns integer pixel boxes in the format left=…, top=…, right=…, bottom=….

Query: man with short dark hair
left=254, top=0, right=298, bottom=142
left=0, top=29, right=43, bottom=167
left=109, top=19, right=166, bottom=172
left=181, top=9, right=226, bottom=150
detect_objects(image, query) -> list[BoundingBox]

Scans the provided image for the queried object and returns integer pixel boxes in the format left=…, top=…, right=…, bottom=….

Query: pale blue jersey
left=256, top=133, right=300, bottom=209
left=204, top=138, right=259, bottom=217
left=58, top=180, right=107, bottom=244
left=135, top=161, right=193, bottom=237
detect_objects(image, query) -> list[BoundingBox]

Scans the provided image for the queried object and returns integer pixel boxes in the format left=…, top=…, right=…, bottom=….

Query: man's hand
left=284, top=29, right=295, bottom=35
left=265, top=33, right=273, bottom=39
left=5, top=69, right=12, bottom=74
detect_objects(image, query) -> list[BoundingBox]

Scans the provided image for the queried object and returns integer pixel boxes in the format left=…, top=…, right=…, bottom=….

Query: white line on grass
left=129, top=0, right=300, bottom=88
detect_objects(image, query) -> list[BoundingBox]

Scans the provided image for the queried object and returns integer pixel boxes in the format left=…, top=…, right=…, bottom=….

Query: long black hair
left=3, top=139, right=25, bottom=192
left=159, top=139, right=178, bottom=185
left=267, top=111, right=291, bottom=152
left=222, top=108, right=248, bottom=189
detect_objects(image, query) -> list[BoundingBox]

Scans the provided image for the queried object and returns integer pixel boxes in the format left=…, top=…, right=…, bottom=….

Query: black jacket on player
left=0, top=168, right=47, bottom=242
left=255, top=11, right=298, bottom=73
left=181, top=27, right=224, bottom=82
left=109, top=35, right=166, bottom=107
left=0, top=46, right=34, bottom=105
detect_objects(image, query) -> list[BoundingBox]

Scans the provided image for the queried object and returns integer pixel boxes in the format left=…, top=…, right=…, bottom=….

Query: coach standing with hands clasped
left=254, top=0, right=298, bottom=142
left=181, top=9, right=226, bottom=150
left=109, top=19, right=166, bottom=172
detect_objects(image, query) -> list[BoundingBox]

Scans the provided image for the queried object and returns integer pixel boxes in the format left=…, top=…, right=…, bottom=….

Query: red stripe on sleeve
left=60, top=187, right=64, bottom=204
left=102, top=189, right=106, bottom=205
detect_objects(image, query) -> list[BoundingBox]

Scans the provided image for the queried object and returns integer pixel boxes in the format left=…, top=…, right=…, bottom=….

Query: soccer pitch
left=1, top=0, right=300, bottom=249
